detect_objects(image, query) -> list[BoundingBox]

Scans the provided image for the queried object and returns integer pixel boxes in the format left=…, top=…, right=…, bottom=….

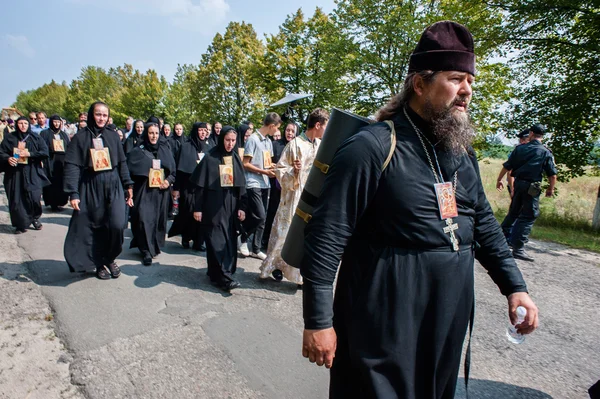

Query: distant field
left=478, top=158, right=600, bottom=252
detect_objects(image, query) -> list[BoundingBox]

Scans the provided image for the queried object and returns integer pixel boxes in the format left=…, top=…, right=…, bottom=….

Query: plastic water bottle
left=506, top=306, right=527, bottom=344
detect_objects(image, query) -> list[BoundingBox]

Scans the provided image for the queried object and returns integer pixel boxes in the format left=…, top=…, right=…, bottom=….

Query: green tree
left=63, top=66, right=122, bottom=122
left=12, top=80, right=69, bottom=117
left=163, top=64, right=199, bottom=130
left=332, top=0, right=509, bottom=125
left=117, top=65, right=168, bottom=126
left=192, top=22, right=267, bottom=125
left=489, top=0, right=600, bottom=180
left=263, top=8, right=356, bottom=121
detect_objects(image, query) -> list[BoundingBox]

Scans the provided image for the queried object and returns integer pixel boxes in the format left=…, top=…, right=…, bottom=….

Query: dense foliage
left=10, top=0, right=599, bottom=177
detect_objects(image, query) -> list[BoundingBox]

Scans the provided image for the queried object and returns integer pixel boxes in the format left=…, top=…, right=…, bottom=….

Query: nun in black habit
left=40, top=115, right=71, bottom=211
left=168, top=122, right=211, bottom=250
left=123, top=119, right=145, bottom=154
left=127, top=122, right=176, bottom=265
left=0, top=117, right=50, bottom=233
left=169, top=123, right=186, bottom=160
left=189, top=126, right=246, bottom=291
left=63, top=102, right=134, bottom=280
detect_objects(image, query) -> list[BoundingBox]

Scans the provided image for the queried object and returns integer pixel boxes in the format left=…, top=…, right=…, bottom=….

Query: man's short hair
left=36, top=111, right=47, bottom=117
left=126, top=116, right=134, bottom=122
left=263, top=112, right=282, bottom=127
left=530, top=124, right=546, bottom=137
left=307, top=108, right=330, bottom=129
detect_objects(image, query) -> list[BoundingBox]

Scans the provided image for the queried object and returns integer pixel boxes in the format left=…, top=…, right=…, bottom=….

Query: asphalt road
left=2, top=200, right=599, bottom=398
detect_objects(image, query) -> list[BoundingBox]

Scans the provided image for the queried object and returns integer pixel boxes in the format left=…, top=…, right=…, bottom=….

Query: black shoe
left=107, top=262, right=121, bottom=278
left=224, top=280, right=241, bottom=291
left=182, top=240, right=190, bottom=249
left=32, top=219, right=43, bottom=230
left=512, top=249, right=534, bottom=262
left=96, top=266, right=112, bottom=280
left=272, top=269, right=283, bottom=282
left=142, top=252, right=152, bottom=266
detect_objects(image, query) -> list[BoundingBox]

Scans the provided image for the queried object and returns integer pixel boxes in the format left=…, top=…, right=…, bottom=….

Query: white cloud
left=3, top=35, right=35, bottom=58
left=66, top=0, right=230, bottom=32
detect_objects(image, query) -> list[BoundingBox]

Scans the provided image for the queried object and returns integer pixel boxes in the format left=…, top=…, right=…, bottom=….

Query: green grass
left=480, top=158, right=600, bottom=253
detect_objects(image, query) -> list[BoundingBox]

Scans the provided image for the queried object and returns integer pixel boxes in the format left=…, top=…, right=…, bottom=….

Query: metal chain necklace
left=403, top=107, right=460, bottom=251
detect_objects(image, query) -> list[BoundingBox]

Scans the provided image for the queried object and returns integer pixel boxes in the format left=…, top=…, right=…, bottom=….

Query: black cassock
left=63, top=126, right=133, bottom=272
left=189, top=142, right=246, bottom=285
left=127, top=139, right=176, bottom=257
left=0, top=130, right=50, bottom=229
left=124, top=132, right=142, bottom=154
left=40, top=128, right=71, bottom=208
left=168, top=136, right=211, bottom=246
left=301, top=107, right=528, bottom=399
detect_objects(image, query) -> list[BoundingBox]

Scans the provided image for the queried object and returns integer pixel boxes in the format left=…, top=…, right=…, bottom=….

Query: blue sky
left=0, top=0, right=336, bottom=108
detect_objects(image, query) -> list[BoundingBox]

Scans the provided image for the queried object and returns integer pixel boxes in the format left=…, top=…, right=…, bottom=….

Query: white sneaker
left=251, top=251, right=267, bottom=261
left=239, top=243, right=250, bottom=256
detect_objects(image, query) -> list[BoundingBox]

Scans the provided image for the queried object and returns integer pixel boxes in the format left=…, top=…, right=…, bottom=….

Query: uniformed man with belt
left=497, top=124, right=557, bottom=261
left=506, top=128, right=532, bottom=198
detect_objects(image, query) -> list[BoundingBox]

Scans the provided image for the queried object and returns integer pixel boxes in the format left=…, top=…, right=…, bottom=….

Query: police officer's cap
left=530, top=124, right=547, bottom=135
left=516, top=129, right=530, bottom=139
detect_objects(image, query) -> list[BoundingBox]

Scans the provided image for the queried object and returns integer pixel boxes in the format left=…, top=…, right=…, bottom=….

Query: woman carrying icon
left=189, top=126, right=246, bottom=291
left=127, top=122, right=176, bottom=266
left=0, top=116, right=50, bottom=233
left=63, top=102, right=133, bottom=280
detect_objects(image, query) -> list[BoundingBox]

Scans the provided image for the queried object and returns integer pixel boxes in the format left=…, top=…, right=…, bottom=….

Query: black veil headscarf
left=190, top=125, right=245, bottom=189
left=189, top=122, right=211, bottom=152
left=14, top=116, right=32, bottom=140
left=236, top=124, right=250, bottom=149
left=49, top=114, right=62, bottom=133
left=127, top=122, right=176, bottom=178
left=171, top=123, right=185, bottom=145
left=64, top=101, right=123, bottom=168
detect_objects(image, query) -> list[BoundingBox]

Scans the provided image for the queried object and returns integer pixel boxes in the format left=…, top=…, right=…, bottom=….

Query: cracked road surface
left=2, top=196, right=599, bottom=398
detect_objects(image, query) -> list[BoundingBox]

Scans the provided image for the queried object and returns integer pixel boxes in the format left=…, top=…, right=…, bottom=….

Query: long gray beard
left=423, top=100, right=475, bottom=155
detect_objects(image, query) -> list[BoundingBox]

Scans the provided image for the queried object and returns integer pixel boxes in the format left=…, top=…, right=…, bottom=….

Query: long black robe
left=189, top=135, right=246, bottom=284
left=168, top=134, right=185, bottom=160
left=127, top=138, right=176, bottom=256
left=40, top=128, right=71, bottom=208
left=63, top=123, right=133, bottom=272
left=0, top=127, right=50, bottom=229
left=301, top=107, right=528, bottom=399
left=124, top=128, right=143, bottom=154
left=168, top=128, right=211, bottom=245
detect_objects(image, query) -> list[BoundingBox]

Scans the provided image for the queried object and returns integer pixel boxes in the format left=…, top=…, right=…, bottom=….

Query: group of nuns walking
left=0, top=101, right=248, bottom=290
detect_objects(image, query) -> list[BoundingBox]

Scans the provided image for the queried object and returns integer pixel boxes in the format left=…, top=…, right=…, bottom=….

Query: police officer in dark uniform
left=496, top=124, right=557, bottom=261
left=505, top=128, right=531, bottom=199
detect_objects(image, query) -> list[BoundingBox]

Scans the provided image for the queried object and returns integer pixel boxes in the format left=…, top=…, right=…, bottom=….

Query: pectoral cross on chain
left=443, top=218, right=459, bottom=251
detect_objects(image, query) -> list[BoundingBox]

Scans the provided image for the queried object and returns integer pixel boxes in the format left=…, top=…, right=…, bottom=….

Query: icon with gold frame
left=149, top=169, right=165, bottom=188
left=90, top=148, right=112, bottom=171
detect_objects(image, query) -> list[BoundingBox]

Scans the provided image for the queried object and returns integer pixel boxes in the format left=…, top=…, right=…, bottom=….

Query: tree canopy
left=9, top=0, right=599, bottom=177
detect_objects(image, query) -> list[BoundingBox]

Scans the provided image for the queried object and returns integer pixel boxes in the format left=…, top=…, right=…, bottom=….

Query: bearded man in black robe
left=300, top=21, right=539, bottom=398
